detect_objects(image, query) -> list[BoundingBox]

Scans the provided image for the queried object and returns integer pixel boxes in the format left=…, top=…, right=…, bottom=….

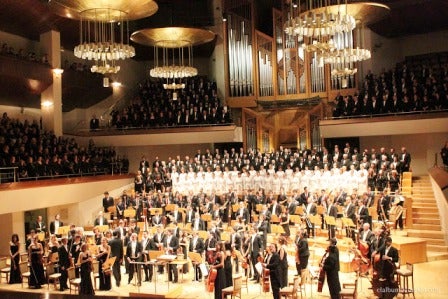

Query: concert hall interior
left=1, top=0, right=448, bottom=299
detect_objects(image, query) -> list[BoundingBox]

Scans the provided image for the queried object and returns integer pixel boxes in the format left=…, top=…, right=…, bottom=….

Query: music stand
left=57, top=226, right=70, bottom=236
left=232, top=204, right=239, bottom=213
left=325, top=216, right=337, bottom=239
left=97, top=225, right=109, bottom=233
left=107, top=206, right=117, bottom=217
left=294, top=206, right=304, bottom=215
left=316, top=206, right=325, bottom=215
left=289, top=215, right=302, bottom=225
left=165, top=204, right=176, bottom=212
left=271, top=224, right=285, bottom=235
left=271, top=215, right=280, bottom=223
left=124, top=208, right=136, bottom=219
left=149, top=208, right=162, bottom=216
left=102, top=256, right=116, bottom=274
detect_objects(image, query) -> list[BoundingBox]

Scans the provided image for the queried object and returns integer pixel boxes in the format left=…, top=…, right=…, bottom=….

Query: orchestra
left=13, top=145, right=409, bottom=299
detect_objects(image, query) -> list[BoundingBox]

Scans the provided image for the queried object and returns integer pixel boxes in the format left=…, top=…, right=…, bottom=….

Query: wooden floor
left=1, top=229, right=446, bottom=299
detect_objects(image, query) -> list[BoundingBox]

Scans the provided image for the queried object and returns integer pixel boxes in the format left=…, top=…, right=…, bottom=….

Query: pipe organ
left=226, top=1, right=254, bottom=98
left=223, top=0, right=364, bottom=103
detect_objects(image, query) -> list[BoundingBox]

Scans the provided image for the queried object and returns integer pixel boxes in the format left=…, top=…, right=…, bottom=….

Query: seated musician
left=379, top=237, right=399, bottom=281
left=152, top=210, right=163, bottom=226
left=357, top=199, right=370, bottom=227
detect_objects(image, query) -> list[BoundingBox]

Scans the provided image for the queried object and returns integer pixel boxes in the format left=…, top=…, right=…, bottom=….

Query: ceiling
left=1, top=0, right=447, bottom=61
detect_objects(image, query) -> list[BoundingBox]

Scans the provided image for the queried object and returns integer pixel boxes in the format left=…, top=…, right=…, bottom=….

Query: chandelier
left=48, top=0, right=158, bottom=73
left=284, top=1, right=389, bottom=77
left=74, top=8, right=135, bottom=73
left=131, top=27, right=216, bottom=89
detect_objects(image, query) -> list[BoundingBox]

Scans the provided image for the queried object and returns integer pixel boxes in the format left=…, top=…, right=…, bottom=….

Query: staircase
left=406, top=175, right=448, bottom=261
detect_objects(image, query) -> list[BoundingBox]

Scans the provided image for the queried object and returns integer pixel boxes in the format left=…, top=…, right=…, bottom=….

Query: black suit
left=250, top=234, right=263, bottom=280
left=190, top=237, right=205, bottom=281
left=164, top=236, right=179, bottom=282
left=380, top=246, right=399, bottom=280
left=327, top=204, right=338, bottom=239
left=265, top=252, right=282, bottom=299
left=109, top=236, right=124, bottom=286
left=103, top=196, right=115, bottom=213
left=126, top=241, right=143, bottom=284
left=58, top=244, right=71, bottom=290
left=296, top=237, right=310, bottom=272
left=323, top=246, right=341, bottom=299
left=49, top=220, right=64, bottom=235
left=192, top=217, right=205, bottom=231
left=141, top=237, right=156, bottom=281
left=304, top=203, right=317, bottom=237
left=94, top=216, right=108, bottom=226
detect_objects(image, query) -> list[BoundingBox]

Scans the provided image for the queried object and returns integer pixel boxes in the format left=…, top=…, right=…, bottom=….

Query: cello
left=317, top=248, right=329, bottom=292
left=258, top=256, right=270, bottom=292
left=206, top=268, right=217, bottom=292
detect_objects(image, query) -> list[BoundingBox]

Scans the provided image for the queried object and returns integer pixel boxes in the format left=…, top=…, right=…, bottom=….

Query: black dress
left=9, top=243, right=22, bottom=284
left=29, top=246, right=45, bottom=288
left=224, top=254, right=232, bottom=287
left=214, top=254, right=226, bottom=299
left=279, top=246, right=288, bottom=288
left=98, top=248, right=111, bottom=290
left=281, top=215, right=290, bottom=237
left=79, top=254, right=95, bottom=295
left=323, top=247, right=341, bottom=299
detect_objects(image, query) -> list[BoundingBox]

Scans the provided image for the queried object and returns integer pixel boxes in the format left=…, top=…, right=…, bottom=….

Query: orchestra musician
left=190, top=230, right=205, bottom=282
left=278, top=237, right=288, bottom=288
left=49, top=214, right=63, bottom=236
left=236, top=202, right=250, bottom=224
left=210, top=241, right=226, bottom=299
left=78, top=244, right=95, bottom=295
left=9, top=234, right=21, bottom=284
left=327, top=199, right=338, bottom=239
left=295, top=229, right=310, bottom=275
left=304, top=197, right=317, bottom=238
left=248, top=226, right=263, bottom=282
left=205, top=230, right=217, bottom=264
left=58, top=236, right=70, bottom=291
left=357, top=199, right=370, bottom=227
left=377, top=191, right=391, bottom=222
left=70, top=235, right=83, bottom=278
left=229, top=226, right=242, bottom=272
left=116, top=198, right=125, bottom=219
left=126, top=233, right=142, bottom=286
left=102, top=191, right=115, bottom=213
left=323, top=238, right=341, bottom=299
left=141, top=231, right=156, bottom=282
left=108, top=230, right=124, bottom=287
left=152, top=210, right=163, bottom=226
left=33, top=215, right=46, bottom=235
left=344, top=197, right=357, bottom=240
left=94, top=211, right=108, bottom=226
left=97, top=237, right=112, bottom=290
left=164, top=229, right=179, bottom=283
left=192, top=212, right=206, bottom=231
left=379, top=236, right=399, bottom=281
left=262, top=243, right=281, bottom=299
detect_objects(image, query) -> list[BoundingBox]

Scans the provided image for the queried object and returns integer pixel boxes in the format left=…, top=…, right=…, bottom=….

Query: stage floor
left=0, top=229, right=445, bottom=298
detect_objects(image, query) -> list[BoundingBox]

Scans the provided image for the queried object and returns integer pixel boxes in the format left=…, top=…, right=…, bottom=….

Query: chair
left=339, top=277, right=358, bottom=299
left=67, top=267, right=81, bottom=294
left=222, top=274, right=242, bottom=299
left=280, top=275, right=300, bottom=299
left=240, top=274, right=249, bottom=294
left=19, top=261, right=30, bottom=288
left=92, top=261, right=100, bottom=290
left=0, top=257, right=10, bottom=283
left=45, top=262, right=61, bottom=290
left=396, top=262, right=415, bottom=298
left=20, top=252, right=29, bottom=263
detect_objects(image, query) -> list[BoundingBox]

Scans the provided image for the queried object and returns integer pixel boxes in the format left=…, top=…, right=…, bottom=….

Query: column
left=40, top=30, right=63, bottom=136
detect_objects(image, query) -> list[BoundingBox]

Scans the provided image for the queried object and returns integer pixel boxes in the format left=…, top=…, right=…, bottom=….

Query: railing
left=68, top=122, right=236, bottom=136
left=0, top=167, right=18, bottom=183
left=0, top=167, right=129, bottom=184
left=326, top=108, right=448, bottom=120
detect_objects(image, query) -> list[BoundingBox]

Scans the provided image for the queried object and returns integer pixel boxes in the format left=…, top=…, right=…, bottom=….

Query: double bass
left=317, top=248, right=329, bottom=292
